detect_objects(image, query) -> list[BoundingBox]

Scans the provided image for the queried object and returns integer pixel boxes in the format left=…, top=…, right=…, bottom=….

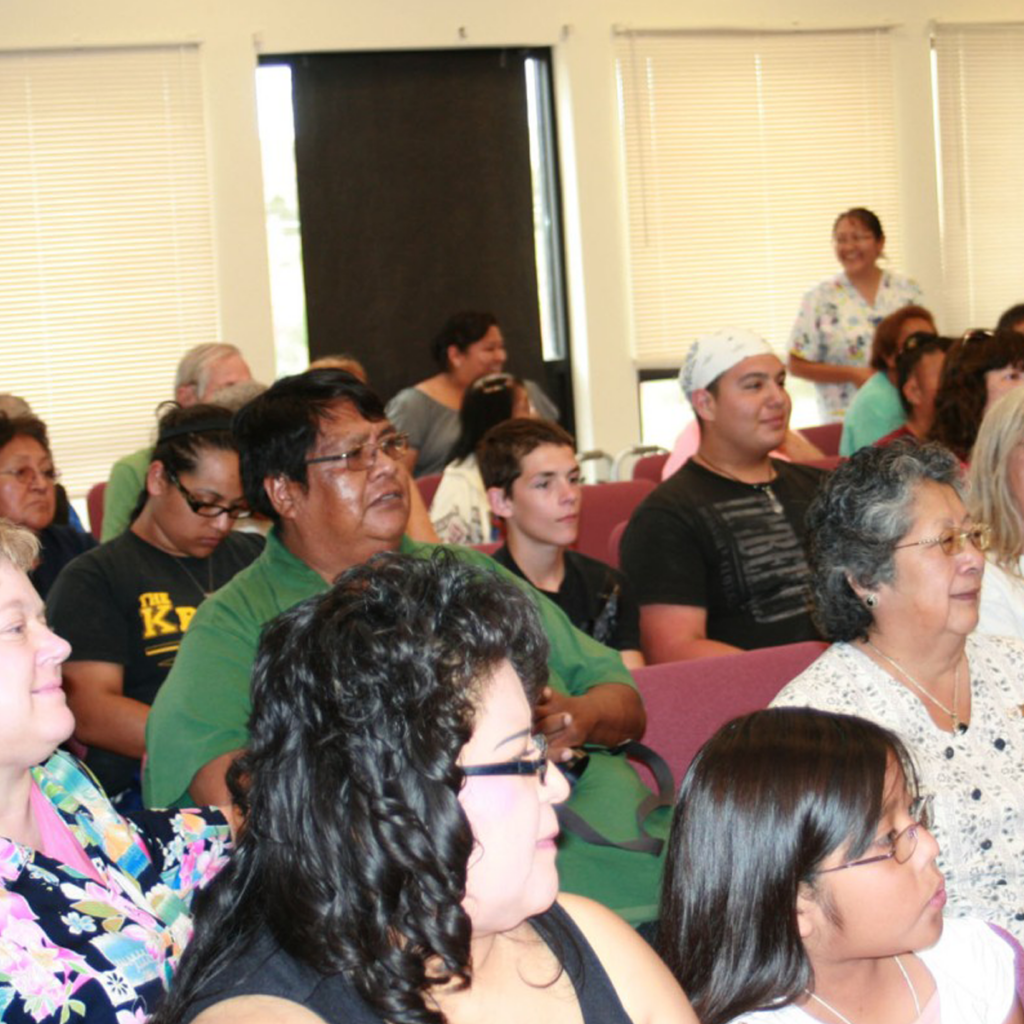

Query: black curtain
left=282, top=49, right=558, bottom=410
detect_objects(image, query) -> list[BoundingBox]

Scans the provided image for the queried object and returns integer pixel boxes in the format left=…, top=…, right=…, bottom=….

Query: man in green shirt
left=144, top=369, right=667, bottom=924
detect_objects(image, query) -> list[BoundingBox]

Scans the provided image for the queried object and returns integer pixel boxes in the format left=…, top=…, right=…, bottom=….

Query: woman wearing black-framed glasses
left=46, top=402, right=264, bottom=807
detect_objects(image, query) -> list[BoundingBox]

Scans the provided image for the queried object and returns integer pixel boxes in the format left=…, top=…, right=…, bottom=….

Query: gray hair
left=807, top=441, right=963, bottom=641
left=0, top=519, right=40, bottom=573
left=205, top=379, right=267, bottom=413
left=174, top=343, right=244, bottom=397
left=0, top=394, right=33, bottom=419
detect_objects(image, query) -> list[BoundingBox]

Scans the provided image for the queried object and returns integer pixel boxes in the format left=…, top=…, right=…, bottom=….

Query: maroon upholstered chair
left=632, top=452, right=670, bottom=483
left=632, top=640, right=828, bottom=786
left=800, top=422, right=842, bottom=457
left=415, top=473, right=443, bottom=508
left=607, top=520, right=628, bottom=569
left=573, top=479, right=655, bottom=564
left=86, top=481, right=107, bottom=541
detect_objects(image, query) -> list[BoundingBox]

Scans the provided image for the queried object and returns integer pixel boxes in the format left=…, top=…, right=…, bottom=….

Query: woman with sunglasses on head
left=0, top=413, right=96, bottom=598
left=46, top=404, right=263, bottom=808
left=771, top=440, right=1024, bottom=941
left=929, top=328, right=1024, bottom=462
left=659, top=707, right=1022, bottom=1024
left=430, top=372, right=533, bottom=544
left=153, top=551, right=693, bottom=1024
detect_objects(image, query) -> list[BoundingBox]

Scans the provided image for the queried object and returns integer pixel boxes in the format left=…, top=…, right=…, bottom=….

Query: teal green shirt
left=144, top=529, right=666, bottom=922
left=839, top=372, right=905, bottom=457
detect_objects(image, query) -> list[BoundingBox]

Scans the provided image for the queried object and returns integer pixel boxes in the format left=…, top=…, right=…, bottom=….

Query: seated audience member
left=480, top=418, right=644, bottom=670
left=620, top=328, right=824, bottom=664
left=102, top=343, right=253, bottom=541
left=998, top=303, right=1024, bottom=334
left=928, top=327, right=1024, bottom=462
left=46, top=404, right=264, bottom=805
left=385, top=311, right=557, bottom=477
left=430, top=372, right=532, bottom=544
left=0, top=519, right=231, bottom=1023
left=969, top=386, right=1024, bottom=640
left=152, top=553, right=694, bottom=1024
left=659, top=707, right=1021, bottom=1024
left=839, top=304, right=937, bottom=456
left=0, top=394, right=84, bottom=532
left=0, top=413, right=95, bottom=597
left=875, top=333, right=951, bottom=446
left=144, top=369, right=668, bottom=925
left=772, top=441, right=1024, bottom=940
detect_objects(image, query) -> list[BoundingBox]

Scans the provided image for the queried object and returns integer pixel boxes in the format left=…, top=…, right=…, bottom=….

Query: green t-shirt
left=839, top=372, right=905, bottom=457
left=101, top=447, right=152, bottom=541
left=143, top=529, right=667, bottom=922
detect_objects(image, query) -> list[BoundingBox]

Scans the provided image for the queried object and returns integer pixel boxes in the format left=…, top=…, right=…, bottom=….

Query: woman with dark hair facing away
left=45, top=403, right=263, bottom=806
left=659, top=707, right=1021, bottom=1024
left=771, top=440, right=1024, bottom=941
left=385, top=311, right=557, bottom=477
left=429, top=372, right=532, bottom=544
left=789, top=207, right=923, bottom=423
left=928, top=328, right=1024, bottom=462
left=154, top=551, right=693, bottom=1024
left=838, top=305, right=937, bottom=455
left=0, top=413, right=95, bottom=596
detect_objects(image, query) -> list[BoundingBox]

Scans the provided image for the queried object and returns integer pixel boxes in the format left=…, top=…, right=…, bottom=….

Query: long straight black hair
left=658, top=708, right=919, bottom=1024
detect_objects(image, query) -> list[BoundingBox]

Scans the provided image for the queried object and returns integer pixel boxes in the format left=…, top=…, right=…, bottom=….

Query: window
left=614, top=28, right=903, bottom=375
left=0, top=46, right=217, bottom=497
left=932, top=23, right=1024, bottom=331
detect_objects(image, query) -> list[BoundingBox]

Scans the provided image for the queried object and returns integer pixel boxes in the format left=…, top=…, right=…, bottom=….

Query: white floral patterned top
left=789, top=270, right=923, bottom=422
left=772, top=635, right=1024, bottom=940
left=0, top=751, right=230, bottom=1023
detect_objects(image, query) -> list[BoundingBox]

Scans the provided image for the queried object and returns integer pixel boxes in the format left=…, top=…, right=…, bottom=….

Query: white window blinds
left=932, top=24, right=1024, bottom=333
left=0, top=46, right=218, bottom=498
left=614, top=29, right=903, bottom=367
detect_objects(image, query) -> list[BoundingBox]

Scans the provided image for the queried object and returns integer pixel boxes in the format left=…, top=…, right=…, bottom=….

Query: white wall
left=5, top=0, right=1023, bottom=457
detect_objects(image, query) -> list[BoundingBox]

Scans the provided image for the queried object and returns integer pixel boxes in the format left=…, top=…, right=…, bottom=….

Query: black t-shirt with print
left=46, top=529, right=264, bottom=794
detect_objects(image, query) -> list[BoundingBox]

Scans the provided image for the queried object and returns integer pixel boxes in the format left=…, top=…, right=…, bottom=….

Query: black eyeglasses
left=305, top=433, right=410, bottom=473
left=894, top=524, right=991, bottom=557
left=168, top=471, right=253, bottom=520
left=819, top=795, right=933, bottom=873
left=462, top=734, right=550, bottom=785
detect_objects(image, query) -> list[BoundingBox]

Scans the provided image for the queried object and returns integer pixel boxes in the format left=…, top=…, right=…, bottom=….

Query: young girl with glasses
left=658, top=707, right=1022, bottom=1024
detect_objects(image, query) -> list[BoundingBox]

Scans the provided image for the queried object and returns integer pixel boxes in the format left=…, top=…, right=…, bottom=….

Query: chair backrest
left=573, top=479, right=655, bottom=563
left=632, top=452, right=670, bottom=483
left=416, top=473, right=443, bottom=508
left=607, top=520, right=628, bottom=569
left=633, top=640, right=828, bottom=786
left=800, top=422, right=842, bottom=456
left=86, top=481, right=107, bottom=541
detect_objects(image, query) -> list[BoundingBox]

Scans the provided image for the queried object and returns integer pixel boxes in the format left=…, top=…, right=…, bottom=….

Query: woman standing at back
left=789, top=208, right=923, bottom=423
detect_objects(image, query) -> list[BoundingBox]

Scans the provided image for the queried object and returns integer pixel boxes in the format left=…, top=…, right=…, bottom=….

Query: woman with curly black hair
left=154, top=551, right=692, bottom=1024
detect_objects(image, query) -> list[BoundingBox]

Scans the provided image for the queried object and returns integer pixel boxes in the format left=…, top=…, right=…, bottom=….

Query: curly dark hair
left=154, top=550, right=550, bottom=1024
left=805, top=440, right=962, bottom=642
left=658, top=707, right=919, bottom=1024
left=928, top=328, right=1024, bottom=460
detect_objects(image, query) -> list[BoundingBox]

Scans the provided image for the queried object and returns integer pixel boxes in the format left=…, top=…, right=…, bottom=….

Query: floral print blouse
left=0, top=751, right=230, bottom=1023
left=789, top=269, right=923, bottom=422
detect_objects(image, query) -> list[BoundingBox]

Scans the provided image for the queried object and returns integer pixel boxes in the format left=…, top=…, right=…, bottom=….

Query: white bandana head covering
left=679, top=328, right=775, bottom=397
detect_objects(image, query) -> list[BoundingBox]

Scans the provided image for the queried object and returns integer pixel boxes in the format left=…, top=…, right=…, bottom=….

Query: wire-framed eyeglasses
left=894, top=524, right=991, bottom=557
left=0, top=465, right=60, bottom=486
left=168, top=471, right=253, bottom=520
left=819, top=795, right=933, bottom=873
left=462, top=734, right=550, bottom=785
left=304, top=433, right=410, bottom=473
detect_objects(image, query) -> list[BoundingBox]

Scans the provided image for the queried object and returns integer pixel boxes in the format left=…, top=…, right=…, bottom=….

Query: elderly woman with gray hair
left=772, top=440, right=1024, bottom=940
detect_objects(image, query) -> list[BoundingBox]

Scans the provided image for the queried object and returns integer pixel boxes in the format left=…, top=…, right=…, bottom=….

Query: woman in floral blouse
left=0, top=518, right=231, bottom=1023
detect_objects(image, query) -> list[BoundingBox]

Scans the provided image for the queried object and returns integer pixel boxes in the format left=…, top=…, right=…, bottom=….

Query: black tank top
left=180, top=902, right=632, bottom=1023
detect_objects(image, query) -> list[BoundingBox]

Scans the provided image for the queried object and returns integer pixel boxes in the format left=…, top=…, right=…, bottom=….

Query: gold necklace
left=806, top=956, right=920, bottom=1024
left=693, top=454, right=784, bottom=515
left=865, top=640, right=967, bottom=734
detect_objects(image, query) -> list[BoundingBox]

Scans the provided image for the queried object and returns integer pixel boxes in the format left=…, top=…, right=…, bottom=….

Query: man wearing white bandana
left=620, top=328, right=825, bottom=663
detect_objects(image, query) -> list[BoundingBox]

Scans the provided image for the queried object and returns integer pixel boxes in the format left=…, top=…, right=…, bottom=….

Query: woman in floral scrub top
left=789, top=207, right=922, bottom=423
left=0, top=520, right=230, bottom=1023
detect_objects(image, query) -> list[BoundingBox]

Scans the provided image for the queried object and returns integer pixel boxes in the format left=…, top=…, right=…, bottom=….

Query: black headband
left=156, top=417, right=232, bottom=444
